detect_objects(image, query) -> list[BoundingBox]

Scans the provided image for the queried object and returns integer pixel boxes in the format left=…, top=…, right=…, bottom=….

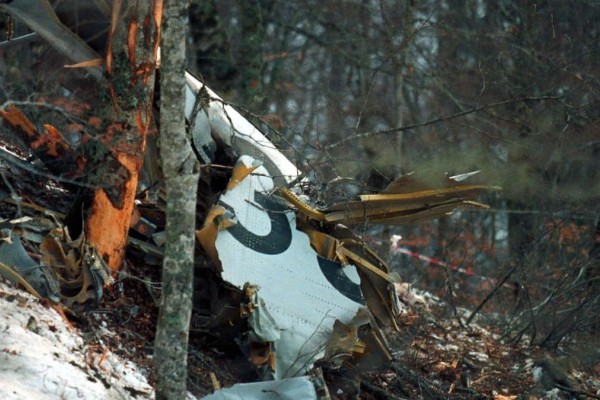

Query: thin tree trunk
left=154, top=0, right=199, bottom=398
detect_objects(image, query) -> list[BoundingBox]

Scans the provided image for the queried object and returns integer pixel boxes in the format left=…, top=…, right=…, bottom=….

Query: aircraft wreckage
left=0, top=68, right=500, bottom=398
left=182, top=74, right=499, bottom=390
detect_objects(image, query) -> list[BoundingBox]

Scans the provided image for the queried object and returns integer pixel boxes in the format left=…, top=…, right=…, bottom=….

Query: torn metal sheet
left=185, top=73, right=300, bottom=185
left=0, top=214, right=111, bottom=309
left=184, top=82, right=216, bottom=163
left=0, top=229, right=59, bottom=301
left=243, top=284, right=281, bottom=343
left=280, top=172, right=501, bottom=226
left=201, top=374, right=329, bottom=400
left=297, top=220, right=401, bottom=329
left=40, top=227, right=112, bottom=309
left=204, top=156, right=390, bottom=379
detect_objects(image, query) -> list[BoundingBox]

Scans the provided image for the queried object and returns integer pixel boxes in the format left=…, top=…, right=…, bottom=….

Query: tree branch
left=0, top=0, right=104, bottom=81
left=325, top=95, right=562, bottom=150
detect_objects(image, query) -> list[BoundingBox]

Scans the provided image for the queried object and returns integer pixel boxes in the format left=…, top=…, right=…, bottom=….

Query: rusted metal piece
left=286, top=172, right=500, bottom=226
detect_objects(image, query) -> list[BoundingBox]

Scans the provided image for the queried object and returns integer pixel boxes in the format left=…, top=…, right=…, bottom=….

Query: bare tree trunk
left=154, top=0, right=199, bottom=399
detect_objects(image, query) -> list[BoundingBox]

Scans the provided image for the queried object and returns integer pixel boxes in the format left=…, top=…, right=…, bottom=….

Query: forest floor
left=90, top=260, right=599, bottom=400
left=3, top=258, right=600, bottom=400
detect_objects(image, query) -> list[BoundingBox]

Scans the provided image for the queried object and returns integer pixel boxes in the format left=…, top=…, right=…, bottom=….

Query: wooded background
left=1, top=0, right=599, bottom=348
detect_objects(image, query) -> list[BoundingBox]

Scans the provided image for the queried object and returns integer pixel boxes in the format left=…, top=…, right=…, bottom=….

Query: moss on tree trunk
left=154, top=0, right=199, bottom=398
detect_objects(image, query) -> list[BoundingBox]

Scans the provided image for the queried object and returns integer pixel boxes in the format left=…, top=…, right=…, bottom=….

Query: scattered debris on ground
left=2, top=268, right=599, bottom=399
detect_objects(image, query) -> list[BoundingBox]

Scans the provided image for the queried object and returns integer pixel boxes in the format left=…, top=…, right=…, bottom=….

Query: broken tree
left=0, top=0, right=161, bottom=273
left=85, top=0, right=161, bottom=272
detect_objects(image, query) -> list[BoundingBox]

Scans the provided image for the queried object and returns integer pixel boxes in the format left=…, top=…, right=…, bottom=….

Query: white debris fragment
left=394, top=282, right=431, bottom=311
left=542, top=388, right=562, bottom=400
left=467, top=351, right=489, bottom=363
left=201, top=375, right=322, bottom=400
left=389, top=234, right=403, bottom=248
left=0, top=279, right=154, bottom=400
left=185, top=73, right=300, bottom=185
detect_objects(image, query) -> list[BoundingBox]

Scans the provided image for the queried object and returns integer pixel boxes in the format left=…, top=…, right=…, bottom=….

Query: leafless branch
left=325, top=95, right=562, bottom=150
left=0, top=0, right=104, bottom=81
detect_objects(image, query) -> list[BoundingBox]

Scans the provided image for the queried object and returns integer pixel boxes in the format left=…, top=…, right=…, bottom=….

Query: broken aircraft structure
left=178, top=74, right=498, bottom=394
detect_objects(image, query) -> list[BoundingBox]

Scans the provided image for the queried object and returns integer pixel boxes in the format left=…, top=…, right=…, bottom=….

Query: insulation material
left=196, top=206, right=236, bottom=273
